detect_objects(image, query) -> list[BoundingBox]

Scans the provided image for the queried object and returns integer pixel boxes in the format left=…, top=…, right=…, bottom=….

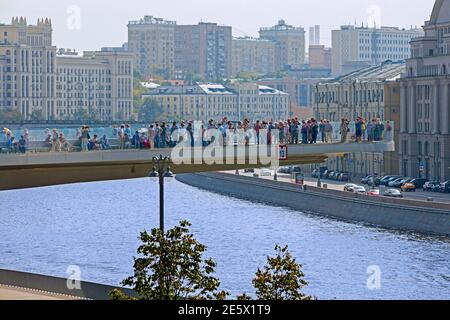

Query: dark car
left=368, top=176, right=381, bottom=187
left=311, top=169, right=319, bottom=178
left=382, top=176, right=401, bottom=186
left=361, top=175, right=373, bottom=184
left=424, top=181, right=440, bottom=192
left=440, top=181, right=450, bottom=193
left=325, top=171, right=335, bottom=179
left=380, top=175, right=399, bottom=186
left=244, top=168, right=255, bottom=173
left=290, top=166, right=302, bottom=174
left=339, top=172, right=351, bottom=182
left=409, top=178, right=428, bottom=189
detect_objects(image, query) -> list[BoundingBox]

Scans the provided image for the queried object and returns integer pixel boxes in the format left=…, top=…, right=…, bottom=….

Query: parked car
left=401, top=182, right=417, bottom=192
left=244, top=168, right=255, bottom=173
left=259, top=169, right=273, bottom=177
left=368, top=176, right=381, bottom=187
left=389, top=177, right=410, bottom=188
left=338, top=172, right=351, bottom=182
left=379, top=175, right=396, bottom=185
left=440, top=181, right=450, bottom=193
left=361, top=175, right=373, bottom=184
left=311, top=169, right=319, bottom=178
left=353, top=186, right=367, bottom=195
left=382, top=176, right=402, bottom=186
left=344, top=183, right=358, bottom=192
left=367, top=189, right=380, bottom=196
left=383, top=189, right=403, bottom=198
left=424, top=181, right=441, bottom=192
left=409, top=178, right=428, bottom=189
left=325, top=171, right=335, bottom=179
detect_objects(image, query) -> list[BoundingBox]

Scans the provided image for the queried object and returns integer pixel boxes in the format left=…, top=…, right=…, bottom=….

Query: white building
left=55, top=49, right=134, bottom=121
left=332, top=25, right=424, bottom=76
left=143, top=83, right=289, bottom=122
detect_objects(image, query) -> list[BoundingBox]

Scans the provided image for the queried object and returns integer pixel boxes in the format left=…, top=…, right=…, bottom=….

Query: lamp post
left=149, top=155, right=174, bottom=232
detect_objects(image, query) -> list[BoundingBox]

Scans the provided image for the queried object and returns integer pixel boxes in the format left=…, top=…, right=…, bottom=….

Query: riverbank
left=176, top=172, right=450, bottom=237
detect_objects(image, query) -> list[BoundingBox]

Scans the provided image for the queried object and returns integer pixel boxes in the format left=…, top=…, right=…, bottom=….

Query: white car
left=259, top=169, right=273, bottom=177
left=353, top=186, right=367, bottom=195
left=344, top=183, right=358, bottom=192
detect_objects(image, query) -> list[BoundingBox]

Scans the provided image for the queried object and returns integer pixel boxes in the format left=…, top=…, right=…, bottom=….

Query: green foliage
left=111, top=221, right=228, bottom=301
left=138, top=98, right=164, bottom=122
left=252, top=245, right=312, bottom=300
left=29, top=108, right=45, bottom=121
left=0, top=109, right=23, bottom=122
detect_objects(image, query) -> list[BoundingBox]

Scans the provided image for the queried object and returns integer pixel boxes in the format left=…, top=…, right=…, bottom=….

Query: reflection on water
left=0, top=178, right=448, bottom=300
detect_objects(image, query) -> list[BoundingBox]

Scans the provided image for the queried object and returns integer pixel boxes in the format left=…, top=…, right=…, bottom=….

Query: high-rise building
left=127, top=16, right=176, bottom=78
left=0, top=17, right=57, bottom=120
left=232, top=37, right=276, bottom=77
left=55, top=49, right=134, bottom=121
left=259, top=20, right=306, bottom=71
left=332, top=25, right=424, bottom=76
left=309, top=25, right=321, bottom=45
left=175, top=22, right=232, bottom=81
left=399, top=0, right=450, bottom=181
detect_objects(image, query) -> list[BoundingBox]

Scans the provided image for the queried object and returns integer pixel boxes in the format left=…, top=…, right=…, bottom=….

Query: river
left=0, top=178, right=448, bottom=300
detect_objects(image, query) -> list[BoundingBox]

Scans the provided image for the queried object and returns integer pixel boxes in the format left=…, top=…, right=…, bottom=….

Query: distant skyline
left=0, top=0, right=436, bottom=51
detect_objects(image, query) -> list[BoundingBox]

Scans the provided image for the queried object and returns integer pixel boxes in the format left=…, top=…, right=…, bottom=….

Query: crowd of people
left=0, top=117, right=392, bottom=153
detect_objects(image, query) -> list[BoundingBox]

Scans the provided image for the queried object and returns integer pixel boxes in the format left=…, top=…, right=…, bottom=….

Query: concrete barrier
left=176, top=172, right=450, bottom=237
left=0, top=269, right=136, bottom=300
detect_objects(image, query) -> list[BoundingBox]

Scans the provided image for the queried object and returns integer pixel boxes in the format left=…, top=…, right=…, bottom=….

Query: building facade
left=259, top=20, right=306, bottom=71
left=143, top=83, right=289, bottom=122
left=0, top=17, right=57, bottom=120
left=315, top=61, right=405, bottom=122
left=55, top=49, right=134, bottom=121
left=0, top=17, right=134, bottom=121
left=332, top=25, right=424, bottom=76
left=309, top=45, right=332, bottom=70
left=232, top=37, right=276, bottom=77
left=399, top=0, right=450, bottom=181
left=314, top=61, right=405, bottom=176
left=175, top=23, right=232, bottom=81
left=127, top=16, right=176, bottom=78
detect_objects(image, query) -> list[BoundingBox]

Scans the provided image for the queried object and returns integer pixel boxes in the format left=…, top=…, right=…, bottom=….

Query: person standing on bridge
left=81, top=126, right=90, bottom=152
left=340, top=119, right=349, bottom=143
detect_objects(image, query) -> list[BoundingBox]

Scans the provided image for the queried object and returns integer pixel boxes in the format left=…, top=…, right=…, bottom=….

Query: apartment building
left=232, top=37, right=276, bottom=77
left=259, top=20, right=306, bottom=71
left=332, top=25, right=423, bottom=76
left=175, top=22, right=232, bottom=81
left=127, top=15, right=176, bottom=78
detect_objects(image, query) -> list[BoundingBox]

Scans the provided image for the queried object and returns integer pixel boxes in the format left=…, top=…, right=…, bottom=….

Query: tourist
left=18, top=135, right=27, bottom=153
left=340, top=119, right=349, bottom=143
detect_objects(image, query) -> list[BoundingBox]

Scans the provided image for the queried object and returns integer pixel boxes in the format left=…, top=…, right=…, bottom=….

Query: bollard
left=323, top=184, right=328, bottom=189
left=427, top=197, right=434, bottom=202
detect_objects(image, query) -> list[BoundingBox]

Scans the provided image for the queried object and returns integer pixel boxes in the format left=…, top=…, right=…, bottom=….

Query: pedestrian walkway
left=0, top=284, right=79, bottom=300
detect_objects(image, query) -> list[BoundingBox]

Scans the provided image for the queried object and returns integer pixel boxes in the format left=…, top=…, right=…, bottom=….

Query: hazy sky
left=0, top=0, right=436, bottom=51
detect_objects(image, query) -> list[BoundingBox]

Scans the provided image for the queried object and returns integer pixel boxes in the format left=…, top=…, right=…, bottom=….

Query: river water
left=0, top=178, right=448, bottom=300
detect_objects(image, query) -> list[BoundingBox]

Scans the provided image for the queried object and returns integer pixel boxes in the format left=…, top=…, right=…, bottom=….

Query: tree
left=251, top=245, right=312, bottom=300
left=110, top=221, right=228, bottom=300
left=30, top=108, right=45, bottom=121
left=138, top=98, right=164, bottom=122
left=0, top=109, right=23, bottom=122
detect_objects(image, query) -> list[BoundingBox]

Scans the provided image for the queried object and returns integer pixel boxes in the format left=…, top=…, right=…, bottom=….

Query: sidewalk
left=0, top=285, right=78, bottom=300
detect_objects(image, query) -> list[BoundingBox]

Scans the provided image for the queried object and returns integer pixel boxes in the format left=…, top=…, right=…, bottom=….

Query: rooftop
left=128, top=15, right=176, bottom=26
left=323, top=60, right=406, bottom=84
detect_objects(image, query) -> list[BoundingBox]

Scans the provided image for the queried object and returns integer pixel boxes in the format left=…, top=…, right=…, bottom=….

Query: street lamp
left=149, top=155, right=174, bottom=232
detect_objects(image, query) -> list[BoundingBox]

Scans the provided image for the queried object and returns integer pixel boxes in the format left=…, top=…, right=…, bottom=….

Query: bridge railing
left=0, top=121, right=394, bottom=154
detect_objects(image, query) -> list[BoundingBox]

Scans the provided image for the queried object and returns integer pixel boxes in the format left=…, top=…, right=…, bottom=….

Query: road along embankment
left=176, top=172, right=450, bottom=237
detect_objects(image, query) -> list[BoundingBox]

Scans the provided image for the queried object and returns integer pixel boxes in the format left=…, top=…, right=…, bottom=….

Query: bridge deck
left=0, top=141, right=394, bottom=190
